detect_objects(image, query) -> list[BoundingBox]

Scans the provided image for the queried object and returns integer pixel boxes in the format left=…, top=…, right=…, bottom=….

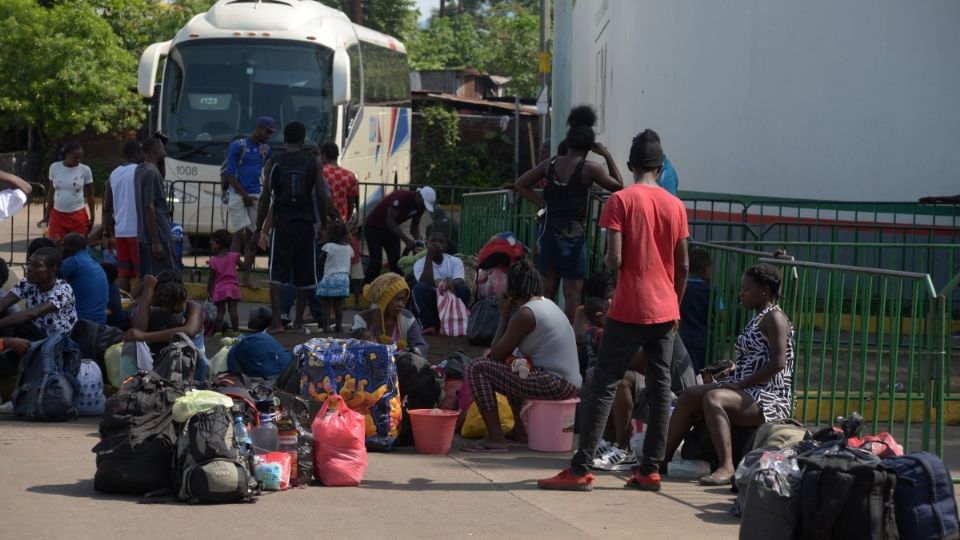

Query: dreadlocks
left=506, top=258, right=543, bottom=303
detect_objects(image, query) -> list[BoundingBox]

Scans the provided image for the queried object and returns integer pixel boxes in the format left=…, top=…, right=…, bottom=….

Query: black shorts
left=268, top=220, right=318, bottom=288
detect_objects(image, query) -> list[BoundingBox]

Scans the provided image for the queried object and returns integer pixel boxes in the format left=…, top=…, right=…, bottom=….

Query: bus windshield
left=161, top=39, right=335, bottom=164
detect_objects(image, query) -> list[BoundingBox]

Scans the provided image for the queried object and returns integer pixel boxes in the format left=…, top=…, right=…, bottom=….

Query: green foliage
left=406, top=2, right=543, bottom=97
left=412, top=105, right=510, bottom=192
left=323, top=0, right=418, bottom=39
left=90, top=0, right=217, bottom=56
left=0, top=0, right=143, bottom=143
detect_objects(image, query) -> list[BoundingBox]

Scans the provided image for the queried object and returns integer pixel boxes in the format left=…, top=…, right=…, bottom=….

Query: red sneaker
left=537, top=469, right=595, bottom=491
left=625, top=470, right=661, bottom=491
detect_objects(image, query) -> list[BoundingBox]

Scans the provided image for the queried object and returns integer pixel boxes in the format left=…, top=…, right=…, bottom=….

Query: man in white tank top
left=102, top=141, right=143, bottom=292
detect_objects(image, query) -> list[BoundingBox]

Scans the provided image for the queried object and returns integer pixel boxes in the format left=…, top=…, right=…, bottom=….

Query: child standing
left=207, top=229, right=241, bottom=334
left=316, top=222, right=354, bottom=333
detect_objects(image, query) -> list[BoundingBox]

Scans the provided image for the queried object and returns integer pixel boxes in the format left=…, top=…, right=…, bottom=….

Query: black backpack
left=70, top=319, right=123, bottom=372
left=466, top=296, right=501, bottom=346
left=270, top=150, right=314, bottom=210
left=175, top=404, right=258, bottom=504
left=798, top=443, right=899, bottom=539
left=394, top=352, right=443, bottom=447
left=92, top=370, right=187, bottom=495
left=11, top=334, right=82, bottom=422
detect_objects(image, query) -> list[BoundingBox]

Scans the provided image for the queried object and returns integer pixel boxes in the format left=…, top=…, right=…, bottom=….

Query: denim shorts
left=537, top=226, right=586, bottom=280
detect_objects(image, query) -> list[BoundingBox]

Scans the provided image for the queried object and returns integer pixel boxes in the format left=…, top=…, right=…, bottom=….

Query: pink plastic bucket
left=409, top=409, right=460, bottom=454
left=520, top=398, right=580, bottom=452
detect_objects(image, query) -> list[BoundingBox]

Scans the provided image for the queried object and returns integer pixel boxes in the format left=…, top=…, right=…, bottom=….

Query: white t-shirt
left=413, top=254, right=465, bottom=282
left=49, top=161, right=93, bottom=213
left=108, top=163, right=138, bottom=237
left=322, top=243, right=354, bottom=277
left=0, top=189, right=27, bottom=223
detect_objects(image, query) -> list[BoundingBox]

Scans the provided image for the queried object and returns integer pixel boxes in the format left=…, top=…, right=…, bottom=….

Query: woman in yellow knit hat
left=351, top=273, right=428, bottom=357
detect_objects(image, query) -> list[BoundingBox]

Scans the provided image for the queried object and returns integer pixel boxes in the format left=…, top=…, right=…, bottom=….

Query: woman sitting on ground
left=462, top=259, right=581, bottom=452
left=125, top=272, right=208, bottom=378
left=663, top=262, right=794, bottom=486
left=0, top=247, right=78, bottom=340
left=351, top=273, right=428, bottom=357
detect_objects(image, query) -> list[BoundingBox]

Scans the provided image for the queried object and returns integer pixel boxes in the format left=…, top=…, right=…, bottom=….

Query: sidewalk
left=0, top=417, right=740, bottom=539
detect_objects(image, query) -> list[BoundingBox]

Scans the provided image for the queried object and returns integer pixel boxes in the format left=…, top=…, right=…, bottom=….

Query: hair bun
left=567, top=105, right=597, bottom=129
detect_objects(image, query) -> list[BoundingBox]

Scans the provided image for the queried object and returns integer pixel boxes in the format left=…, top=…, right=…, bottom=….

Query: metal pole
left=514, top=96, right=520, bottom=180
left=539, top=0, right=550, bottom=151
left=550, top=0, right=573, bottom=155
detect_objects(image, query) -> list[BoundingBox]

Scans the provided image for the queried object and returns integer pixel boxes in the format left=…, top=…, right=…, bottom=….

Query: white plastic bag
left=76, top=359, right=106, bottom=416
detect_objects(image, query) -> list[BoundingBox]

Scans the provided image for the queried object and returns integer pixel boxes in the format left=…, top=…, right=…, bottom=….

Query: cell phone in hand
left=700, top=359, right=734, bottom=377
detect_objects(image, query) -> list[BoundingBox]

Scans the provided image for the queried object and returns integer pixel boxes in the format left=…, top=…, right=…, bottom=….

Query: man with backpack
left=257, top=122, right=331, bottom=334
left=223, top=116, right=275, bottom=288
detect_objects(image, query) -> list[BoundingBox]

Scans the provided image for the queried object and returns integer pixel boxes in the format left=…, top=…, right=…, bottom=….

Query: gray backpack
left=154, top=332, right=199, bottom=385
left=175, top=404, right=258, bottom=504
left=12, top=334, right=82, bottom=421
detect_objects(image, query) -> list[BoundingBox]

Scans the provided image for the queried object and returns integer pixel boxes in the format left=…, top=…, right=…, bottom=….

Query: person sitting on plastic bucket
left=461, top=259, right=581, bottom=453
left=351, top=273, right=428, bottom=358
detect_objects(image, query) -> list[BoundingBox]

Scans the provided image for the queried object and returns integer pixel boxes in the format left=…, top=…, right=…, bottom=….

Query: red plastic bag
left=850, top=432, right=903, bottom=458
left=254, top=452, right=292, bottom=491
left=438, top=282, right=470, bottom=337
left=311, top=394, right=367, bottom=486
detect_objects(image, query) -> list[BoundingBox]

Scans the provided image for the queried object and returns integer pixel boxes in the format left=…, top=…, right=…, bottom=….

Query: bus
left=137, top=0, right=411, bottom=243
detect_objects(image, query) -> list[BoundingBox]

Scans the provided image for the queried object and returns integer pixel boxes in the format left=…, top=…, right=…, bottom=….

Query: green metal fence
left=693, top=241, right=947, bottom=456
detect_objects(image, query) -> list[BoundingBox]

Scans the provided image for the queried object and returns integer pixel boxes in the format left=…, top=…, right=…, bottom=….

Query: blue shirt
left=61, top=250, right=109, bottom=324
left=679, top=276, right=711, bottom=372
left=224, top=137, right=271, bottom=195
left=658, top=157, right=679, bottom=196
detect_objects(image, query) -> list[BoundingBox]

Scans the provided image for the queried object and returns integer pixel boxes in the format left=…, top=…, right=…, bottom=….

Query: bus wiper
left=174, top=140, right=230, bottom=161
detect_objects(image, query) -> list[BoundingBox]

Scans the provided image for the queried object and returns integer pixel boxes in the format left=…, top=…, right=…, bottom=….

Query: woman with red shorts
left=38, top=141, right=95, bottom=241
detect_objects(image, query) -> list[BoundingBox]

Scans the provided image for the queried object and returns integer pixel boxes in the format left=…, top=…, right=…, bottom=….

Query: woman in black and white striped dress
left=663, top=262, right=795, bottom=486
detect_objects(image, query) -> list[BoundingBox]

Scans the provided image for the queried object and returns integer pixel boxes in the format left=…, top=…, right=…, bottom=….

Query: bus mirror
left=333, top=47, right=351, bottom=106
left=139, top=41, right=171, bottom=98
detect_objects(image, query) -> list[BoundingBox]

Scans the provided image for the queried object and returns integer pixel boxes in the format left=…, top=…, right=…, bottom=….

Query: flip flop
left=699, top=474, right=734, bottom=486
left=265, top=326, right=285, bottom=336
left=461, top=441, right=509, bottom=453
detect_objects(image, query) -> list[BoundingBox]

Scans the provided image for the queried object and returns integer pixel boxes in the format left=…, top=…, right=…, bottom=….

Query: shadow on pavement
left=26, top=478, right=137, bottom=502
left=361, top=477, right=539, bottom=492
left=652, top=487, right=739, bottom=526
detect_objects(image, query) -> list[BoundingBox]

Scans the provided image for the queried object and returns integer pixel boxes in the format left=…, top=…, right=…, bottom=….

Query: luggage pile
left=735, top=413, right=960, bottom=540
left=91, top=332, right=383, bottom=500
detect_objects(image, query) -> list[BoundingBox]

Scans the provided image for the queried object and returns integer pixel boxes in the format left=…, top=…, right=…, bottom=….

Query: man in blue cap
left=223, top=116, right=275, bottom=288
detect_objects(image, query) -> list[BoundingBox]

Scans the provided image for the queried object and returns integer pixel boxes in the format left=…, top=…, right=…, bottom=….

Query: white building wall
left=569, top=0, right=960, bottom=201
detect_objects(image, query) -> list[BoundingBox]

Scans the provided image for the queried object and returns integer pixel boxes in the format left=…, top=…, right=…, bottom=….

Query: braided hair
left=744, top=262, right=783, bottom=300
left=506, top=258, right=543, bottom=303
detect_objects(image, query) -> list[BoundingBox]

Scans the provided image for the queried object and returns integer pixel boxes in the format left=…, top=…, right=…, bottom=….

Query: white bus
left=137, top=0, right=411, bottom=243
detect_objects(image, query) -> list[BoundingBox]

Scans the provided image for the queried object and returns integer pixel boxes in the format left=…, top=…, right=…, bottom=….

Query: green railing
left=683, top=194, right=960, bottom=244
left=693, top=241, right=948, bottom=456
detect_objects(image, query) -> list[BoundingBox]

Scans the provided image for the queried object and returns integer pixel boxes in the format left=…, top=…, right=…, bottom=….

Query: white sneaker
left=593, top=448, right=638, bottom=472
left=593, top=439, right=614, bottom=459
left=0, top=401, right=14, bottom=414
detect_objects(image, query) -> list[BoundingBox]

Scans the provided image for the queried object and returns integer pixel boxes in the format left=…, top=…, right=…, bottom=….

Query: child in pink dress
left=207, top=229, right=241, bottom=334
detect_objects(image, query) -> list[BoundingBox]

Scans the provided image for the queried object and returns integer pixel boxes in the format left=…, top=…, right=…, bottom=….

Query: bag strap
left=812, top=469, right=856, bottom=538
left=140, top=487, right=176, bottom=504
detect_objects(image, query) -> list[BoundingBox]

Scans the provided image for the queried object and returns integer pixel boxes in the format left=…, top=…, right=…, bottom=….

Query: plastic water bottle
left=251, top=412, right=279, bottom=454
left=667, top=459, right=712, bottom=480
left=234, top=416, right=252, bottom=457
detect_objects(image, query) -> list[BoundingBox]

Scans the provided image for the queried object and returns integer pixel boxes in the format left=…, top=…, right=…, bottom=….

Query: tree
left=324, top=0, right=417, bottom=39
left=405, top=2, right=542, bottom=97
left=0, top=0, right=143, bottom=144
left=90, top=0, right=217, bottom=56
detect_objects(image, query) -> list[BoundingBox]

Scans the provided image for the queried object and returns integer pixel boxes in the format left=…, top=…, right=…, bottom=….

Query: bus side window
left=345, top=43, right=362, bottom=140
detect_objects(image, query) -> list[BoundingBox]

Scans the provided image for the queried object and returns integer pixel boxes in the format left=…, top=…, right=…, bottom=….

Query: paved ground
left=0, top=417, right=741, bottom=540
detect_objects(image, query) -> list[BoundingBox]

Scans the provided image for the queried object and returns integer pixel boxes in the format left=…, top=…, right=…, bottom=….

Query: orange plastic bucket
left=408, top=409, right=460, bottom=454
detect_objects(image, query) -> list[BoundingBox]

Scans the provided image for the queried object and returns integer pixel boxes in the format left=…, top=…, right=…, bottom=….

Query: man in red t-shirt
left=363, top=186, right=435, bottom=283
left=320, top=142, right=364, bottom=303
left=540, top=129, right=689, bottom=493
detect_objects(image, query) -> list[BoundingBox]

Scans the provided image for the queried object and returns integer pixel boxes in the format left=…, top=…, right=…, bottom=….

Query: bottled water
left=251, top=413, right=279, bottom=454
left=234, top=416, right=252, bottom=457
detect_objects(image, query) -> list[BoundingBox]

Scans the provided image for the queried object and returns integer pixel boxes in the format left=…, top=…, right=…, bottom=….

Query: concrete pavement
left=0, top=417, right=740, bottom=539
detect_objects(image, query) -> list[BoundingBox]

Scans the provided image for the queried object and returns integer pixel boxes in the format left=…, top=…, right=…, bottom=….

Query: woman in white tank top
left=462, top=259, right=581, bottom=453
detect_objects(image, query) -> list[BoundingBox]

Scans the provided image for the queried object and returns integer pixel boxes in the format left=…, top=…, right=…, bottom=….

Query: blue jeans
left=412, top=282, right=471, bottom=331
